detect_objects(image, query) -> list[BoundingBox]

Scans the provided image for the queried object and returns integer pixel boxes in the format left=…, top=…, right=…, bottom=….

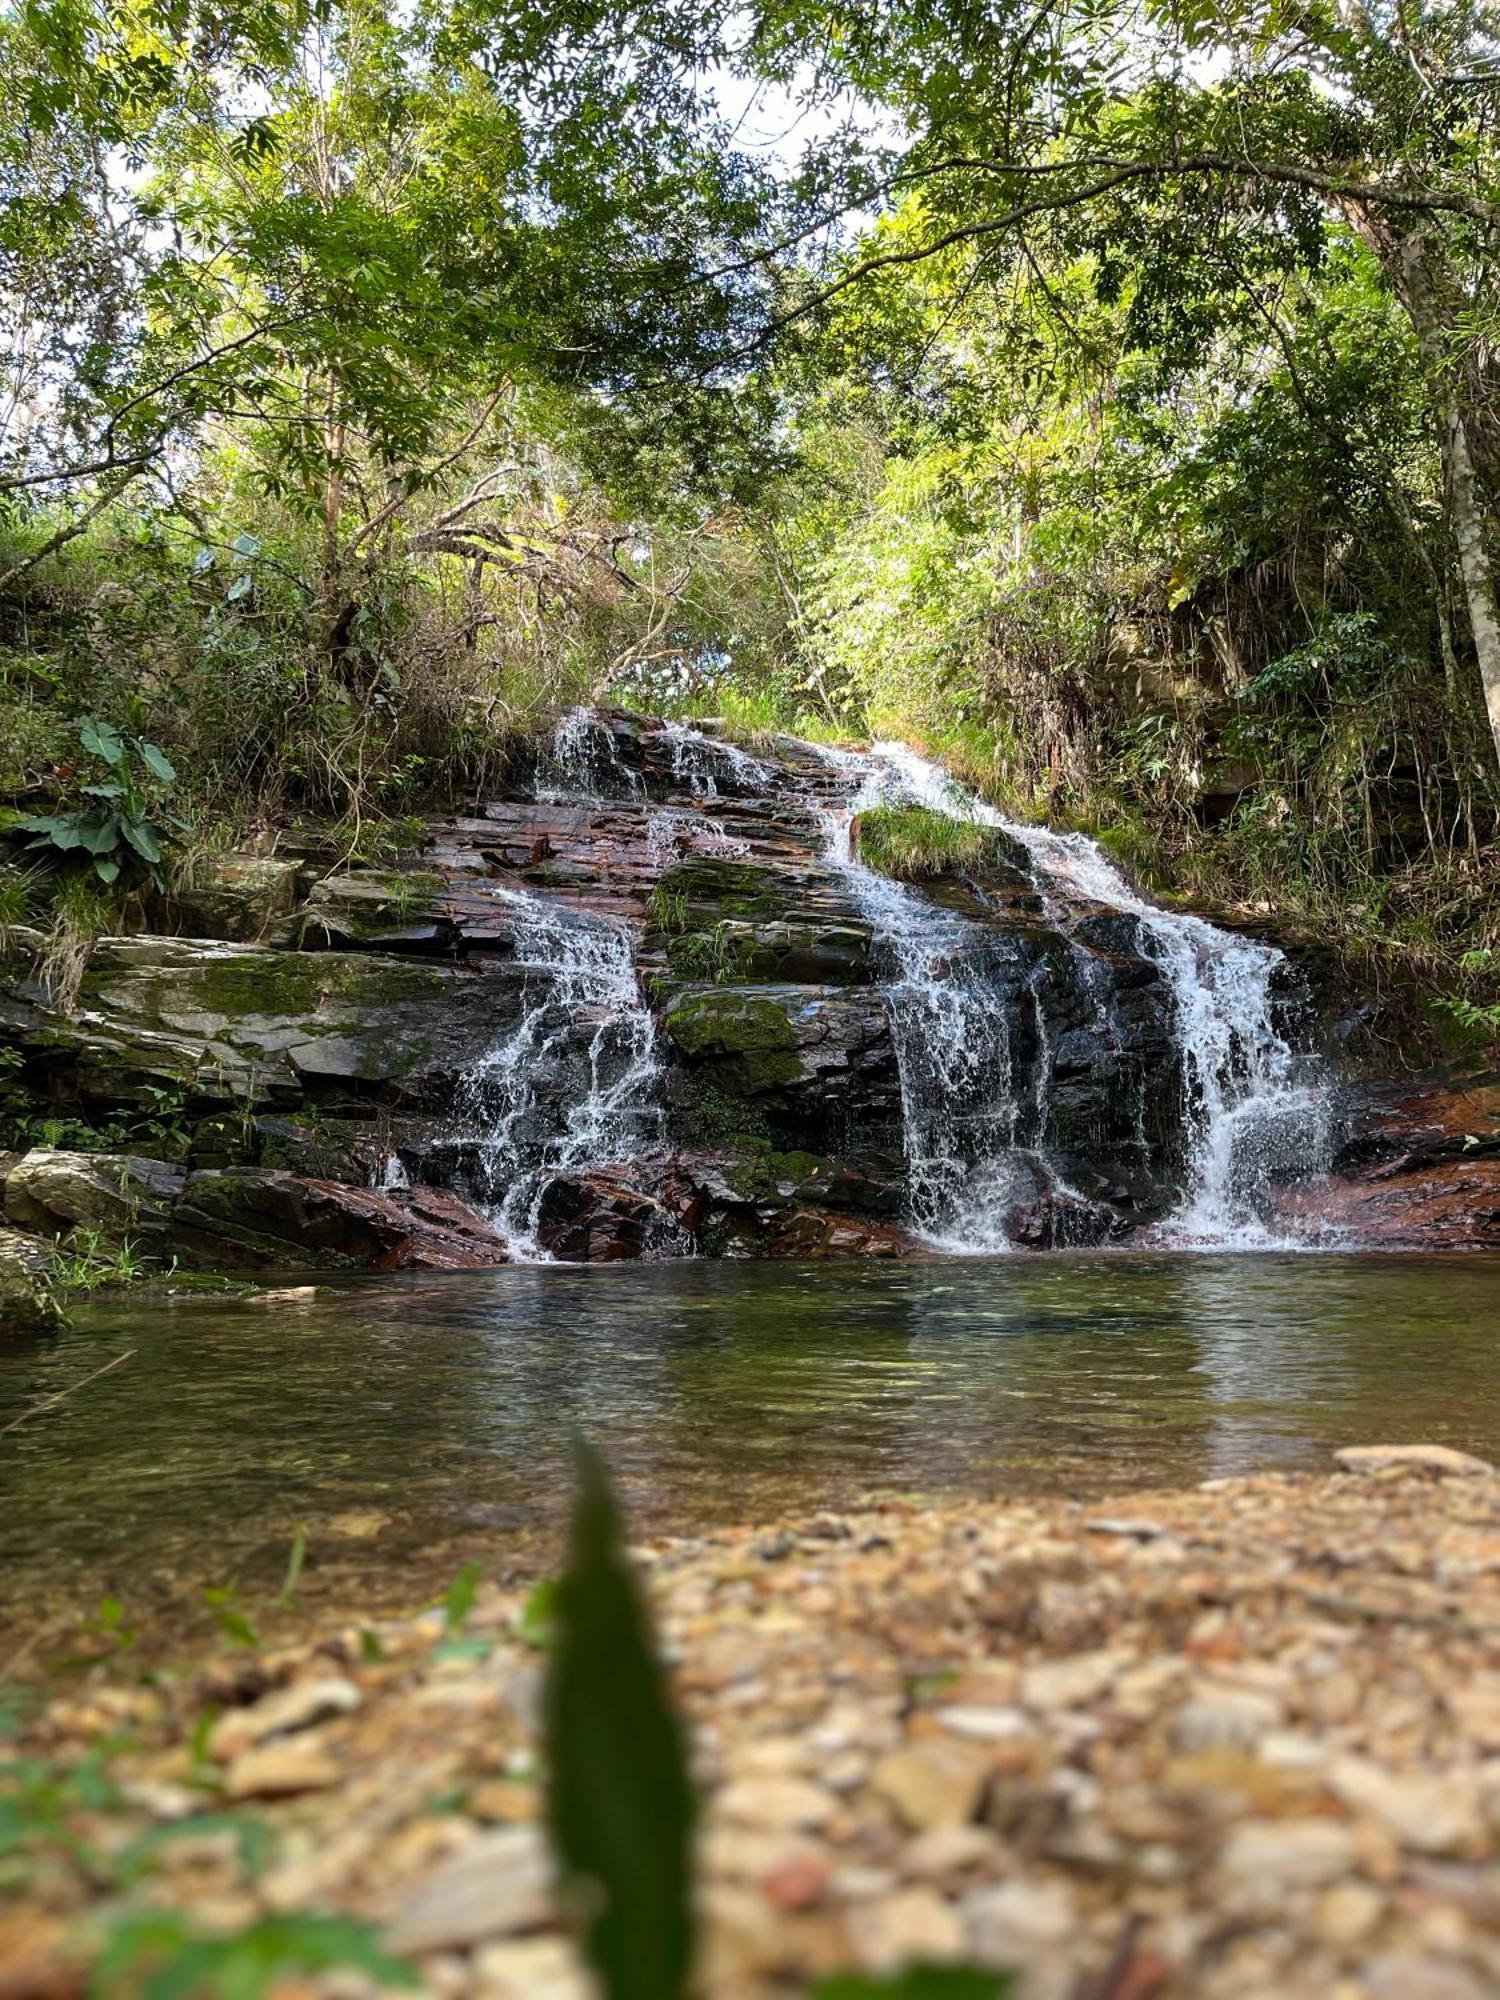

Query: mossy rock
left=653, top=857, right=794, bottom=925
left=662, top=989, right=805, bottom=1094
left=664, top=989, right=796, bottom=1057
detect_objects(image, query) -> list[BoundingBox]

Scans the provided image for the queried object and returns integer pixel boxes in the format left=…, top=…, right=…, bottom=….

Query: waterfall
left=658, top=719, right=772, bottom=798
left=812, top=754, right=1029, bottom=1249
left=852, top=742, right=1333, bottom=1248
left=538, top=707, right=644, bottom=801
left=436, top=706, right=1334, bottom=1260
left=455, top=890, right=661, bottom=1257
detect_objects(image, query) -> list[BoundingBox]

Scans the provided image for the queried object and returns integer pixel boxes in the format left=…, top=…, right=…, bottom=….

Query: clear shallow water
left=3, top=1253, right=1498, bottom=1658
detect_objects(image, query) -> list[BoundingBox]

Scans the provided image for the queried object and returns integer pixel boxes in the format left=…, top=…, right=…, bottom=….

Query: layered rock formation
left=1, top=708, right=1494, bottom=1298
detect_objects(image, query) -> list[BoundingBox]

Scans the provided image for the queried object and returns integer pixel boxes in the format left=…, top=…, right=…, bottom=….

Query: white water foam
left=456, top=889, right=661, bottom=1257
left=658, top=719, right=772, bottom=798
left=538, top=706, right=644, bottom=801
left=810, top=750, right=1030, bottom=1251
left=858, top=742, right=1333, bottom=1248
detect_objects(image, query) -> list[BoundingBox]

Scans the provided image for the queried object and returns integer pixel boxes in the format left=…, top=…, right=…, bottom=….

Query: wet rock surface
left=2, top=708, right=1492, bottom=1271
left=12, top=1458, right=1500, bottom=1997
left=1274, top=1077, right=1500, bottom=1248
left=0, top=1224, right=65, bottom=1335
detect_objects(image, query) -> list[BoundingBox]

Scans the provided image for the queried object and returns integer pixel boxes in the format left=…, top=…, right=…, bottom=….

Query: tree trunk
left=1376, top=223, right=1500, bottom=772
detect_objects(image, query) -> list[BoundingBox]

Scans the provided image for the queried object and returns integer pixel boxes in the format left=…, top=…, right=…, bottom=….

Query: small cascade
left=658, top=719, right=772, bottom=798
left=857, top=742, right=1333, bottom=1247
left=647, top=807, right=749, bottom=864
left=455, top=890, right=661, bottom=1257
left=538, top=706, right=644, bottom=801
left=812, top=754, right=1027, bottom=1248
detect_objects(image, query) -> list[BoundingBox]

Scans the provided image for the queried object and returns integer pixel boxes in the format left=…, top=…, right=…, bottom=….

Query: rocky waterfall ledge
left=1, top=709, right=1497, bottom=1295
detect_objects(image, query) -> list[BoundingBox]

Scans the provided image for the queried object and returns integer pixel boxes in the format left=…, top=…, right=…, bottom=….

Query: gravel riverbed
left=9, top=1448, right=1500, bottom=1999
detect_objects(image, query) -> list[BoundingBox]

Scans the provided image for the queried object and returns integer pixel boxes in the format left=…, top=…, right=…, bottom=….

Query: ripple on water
left=2, top=1251, right=1498, bottom=1654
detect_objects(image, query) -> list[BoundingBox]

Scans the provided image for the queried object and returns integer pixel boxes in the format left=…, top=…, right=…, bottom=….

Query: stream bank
left=8, top=1451, right=1500, bottom=2000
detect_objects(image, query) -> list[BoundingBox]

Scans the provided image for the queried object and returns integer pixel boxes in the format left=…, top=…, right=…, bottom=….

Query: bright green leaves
left=90, top=1911, right=417, bottom=2000
left=19, top=717, right=182, bottom=888
left=544, top=1439, right=696, bottom=2000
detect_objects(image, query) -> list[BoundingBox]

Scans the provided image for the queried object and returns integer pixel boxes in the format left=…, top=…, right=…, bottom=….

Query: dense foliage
left=3, top=0, right=1500, bottom=1032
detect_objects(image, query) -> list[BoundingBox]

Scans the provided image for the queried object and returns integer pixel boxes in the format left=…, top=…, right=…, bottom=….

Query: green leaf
left=277, top=1526, right=307, bottom=1605
left=137, top=742, right=177, bottom=784
left=77, top=718, right=125, bottom=765
left=89, top=1911, right=417, bottom=1999
left=120, top=819, right=163, bottom=864
left=810, top=1971, right=1013, bottom=2000
left=544, top=1439, right=695, bottom=2000
left=517, top=1577, right=558, bottom=1648
left=443, top=1560, right=482, bottom=1631
left=75, top=814, right=122, bottom=856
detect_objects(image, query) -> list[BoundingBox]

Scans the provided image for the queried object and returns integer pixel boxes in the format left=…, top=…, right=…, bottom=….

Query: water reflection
left=2, top=1252, right=1498, bottom=1646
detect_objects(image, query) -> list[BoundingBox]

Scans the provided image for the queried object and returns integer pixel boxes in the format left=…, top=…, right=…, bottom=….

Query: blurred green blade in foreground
left=544, top=1438, right=696, bottom=2000
left=811, top=1967, right=1013, bottom=1998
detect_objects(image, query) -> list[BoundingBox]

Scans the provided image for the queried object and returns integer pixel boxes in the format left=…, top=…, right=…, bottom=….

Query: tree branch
left=729, top=151, right=1500, bottom=358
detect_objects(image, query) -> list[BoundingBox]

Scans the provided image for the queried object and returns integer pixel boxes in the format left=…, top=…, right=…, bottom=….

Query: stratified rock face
left=167, top=1172, right=510, bottom=1271
left=0, top=1226, right=65, bottom=1336
left=0, top=706, right=1469, bottom=1270
left=1271, top=1079, right=1500, bottom=1248
left=3, top=1149, right=185, bottom=1237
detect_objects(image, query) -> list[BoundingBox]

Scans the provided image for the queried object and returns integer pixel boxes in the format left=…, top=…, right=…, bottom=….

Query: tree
left=729, top=0, right=1500, bottom=769
left=0, top=0, right=784, bottom=633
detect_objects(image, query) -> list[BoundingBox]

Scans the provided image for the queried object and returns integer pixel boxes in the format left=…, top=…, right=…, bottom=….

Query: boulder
left=0, top=1227, right=66, bottom=1336
left=3, top=1149, right=185, bottom=1237
left=167, top=1170, right=509, bottom=1271
left=534, top=1164, right=705, bottom=1261
left=662, top=985, right=901, bottom=1126
left=171, top=853, right=301, bottom=941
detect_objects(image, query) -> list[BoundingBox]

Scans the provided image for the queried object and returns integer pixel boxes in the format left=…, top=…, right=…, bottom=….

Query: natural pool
left=3, top=1251, right=1499, bottom=1657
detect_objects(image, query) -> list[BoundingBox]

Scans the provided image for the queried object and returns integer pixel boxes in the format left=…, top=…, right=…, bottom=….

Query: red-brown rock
left=168, top=1170, right=509, bottom=1271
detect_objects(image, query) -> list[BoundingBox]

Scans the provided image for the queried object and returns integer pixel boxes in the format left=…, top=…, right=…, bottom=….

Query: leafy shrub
left=17, top=719, right=182, bottom=888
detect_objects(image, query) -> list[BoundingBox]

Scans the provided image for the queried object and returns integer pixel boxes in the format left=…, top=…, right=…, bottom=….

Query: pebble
left=1334, top=1444, right=1497, bottom=1477
left=716, top=1775, right=834, bottom=1832
left=1218, top=1818, right=1361, bottom=1901
left=855, top=1886, right=965, bottom=1971
left=1329, top=1756, right=1485, bottom=1857
left=210, top=1675, right=362, bottom=1761
left=470, top=1936, right=592, bottom=2000
left=222, top=1739, right=340, bottom=1800
left=871, top=1740, right=993, bottom=1829
left=1020, top=1648, right=1118, bottom=1711
left=14, top=1457, right=1500, bottom=2000
left=385, top=1830, right=552, bottom=1954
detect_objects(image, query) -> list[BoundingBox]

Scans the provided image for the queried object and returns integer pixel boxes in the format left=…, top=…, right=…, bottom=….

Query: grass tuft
left=855, top=803, right=992, bottom=880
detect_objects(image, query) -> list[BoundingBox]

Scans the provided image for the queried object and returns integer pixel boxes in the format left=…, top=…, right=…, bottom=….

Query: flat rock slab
left=1334, top=1443, right=1497, bottom=1476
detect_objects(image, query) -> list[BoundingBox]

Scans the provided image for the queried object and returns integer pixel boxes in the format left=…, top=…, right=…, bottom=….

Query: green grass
left=854, top=803, right=992, bottom=880
left=665, top=683, right=861, bottom=751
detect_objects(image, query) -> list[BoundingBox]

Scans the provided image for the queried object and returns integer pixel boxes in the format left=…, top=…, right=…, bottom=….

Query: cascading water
left=847, top=742, right=1334, bottom=1248
left=812, top=754, right=1029, bottom=1249
left=538, top=706, right=644, bottom=801
left=441, top=705, right=1335, bottom=1260
left=658, top=719, right=772, bottom=798
left=455, top=889, right=661, bottom=1257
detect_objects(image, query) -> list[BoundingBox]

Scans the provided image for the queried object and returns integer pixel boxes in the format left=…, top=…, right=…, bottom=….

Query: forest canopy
left=3, top=0, right=1500, bottom=1023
